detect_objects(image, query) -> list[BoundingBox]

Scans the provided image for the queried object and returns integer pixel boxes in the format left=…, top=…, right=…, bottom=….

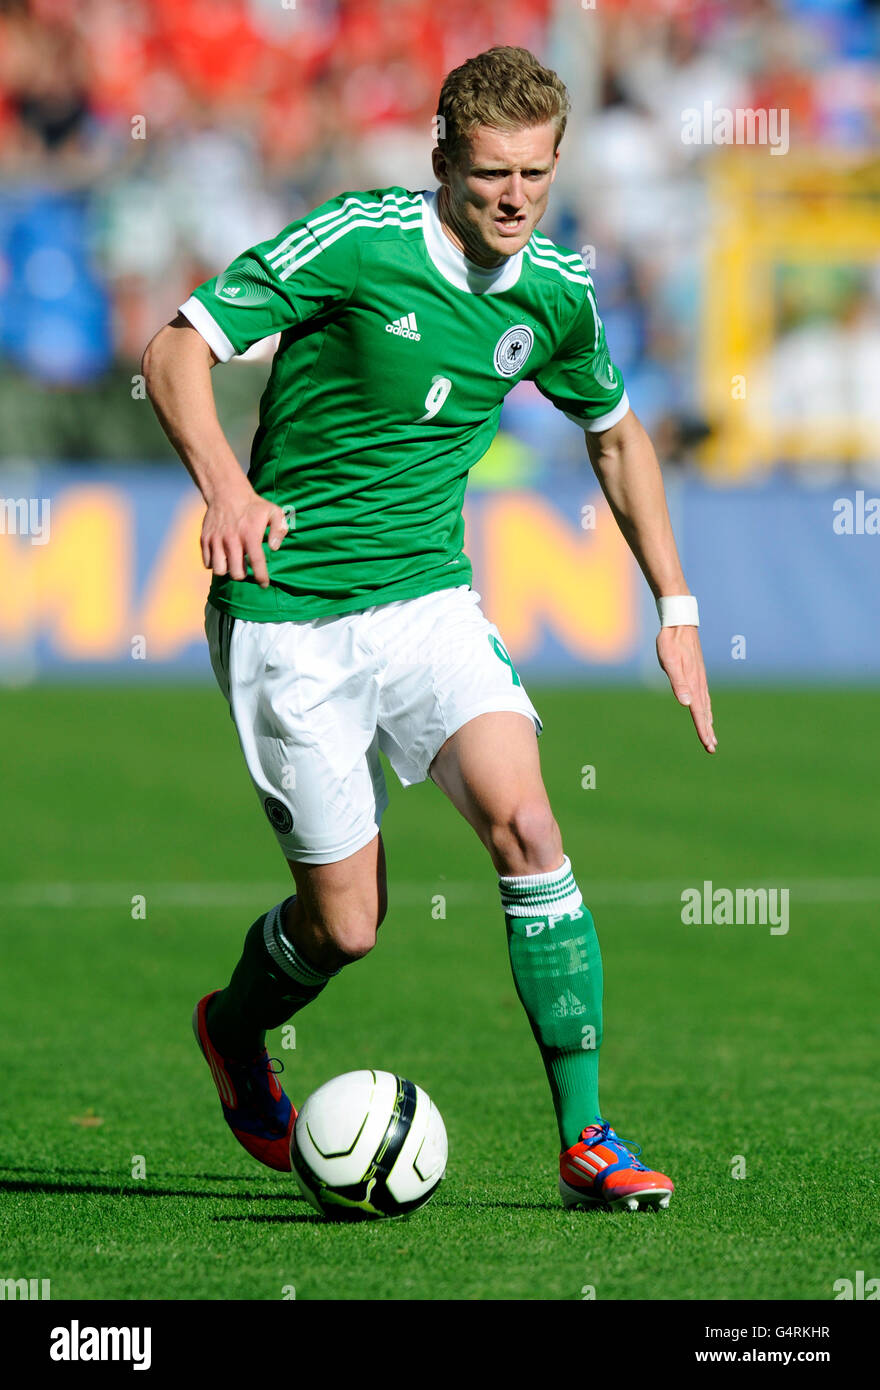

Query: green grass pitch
left=1, top=684, right=878, bottom=1301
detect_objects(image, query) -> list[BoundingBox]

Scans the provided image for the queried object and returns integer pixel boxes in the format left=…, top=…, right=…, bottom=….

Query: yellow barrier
left=0, top=484, right=640, bottom=668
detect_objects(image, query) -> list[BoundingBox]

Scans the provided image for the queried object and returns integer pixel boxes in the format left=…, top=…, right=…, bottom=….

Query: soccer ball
left=290, top=1069, right=448, bottom=1221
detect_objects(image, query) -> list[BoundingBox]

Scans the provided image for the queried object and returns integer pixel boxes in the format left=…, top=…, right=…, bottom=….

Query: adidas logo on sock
left=551, top=989, right=587, bottom=1019
left=385, top=312, right=421, bottom=341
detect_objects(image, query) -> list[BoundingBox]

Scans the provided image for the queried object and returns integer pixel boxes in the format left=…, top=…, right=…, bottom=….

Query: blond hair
left=436, top=46, right=571, bottom=163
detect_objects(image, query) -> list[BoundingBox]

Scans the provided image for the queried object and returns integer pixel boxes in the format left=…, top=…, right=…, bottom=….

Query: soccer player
left=142, top=46, right=715, bottom=1212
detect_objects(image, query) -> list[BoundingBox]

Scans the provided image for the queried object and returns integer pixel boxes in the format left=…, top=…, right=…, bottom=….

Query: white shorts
left=205, top=585, right=542, bottom=865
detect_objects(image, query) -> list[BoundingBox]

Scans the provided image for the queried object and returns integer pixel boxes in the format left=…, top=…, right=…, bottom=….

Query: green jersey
left=179, top=186, right=628, bottom=620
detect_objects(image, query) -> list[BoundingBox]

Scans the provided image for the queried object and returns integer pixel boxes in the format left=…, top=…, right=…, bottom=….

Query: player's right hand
left=200, top=484, right=289, bottom=590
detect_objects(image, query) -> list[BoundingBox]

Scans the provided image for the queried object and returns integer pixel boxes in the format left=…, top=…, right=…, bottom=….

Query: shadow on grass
left=0, top=1168, right=572, bottom=1216
left=215, top=1198, right=563, bottom=1222
left=0, top=1164, right=288, bottom=1183
left=0, top=1174, right=303, bottom=1203
left=213, top=1213, right=321, bottom=1224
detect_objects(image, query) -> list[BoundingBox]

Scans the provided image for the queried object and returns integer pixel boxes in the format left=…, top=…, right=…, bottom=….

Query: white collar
left=421, top=188, right=523, bottom=295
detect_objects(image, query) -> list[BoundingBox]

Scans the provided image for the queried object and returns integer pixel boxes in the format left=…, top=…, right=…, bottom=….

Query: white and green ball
left=291, top=1069, right=448, bottom=1221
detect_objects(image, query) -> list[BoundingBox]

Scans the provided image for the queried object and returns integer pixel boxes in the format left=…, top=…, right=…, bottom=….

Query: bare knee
left=286, top=835, right=387, bottom=970
left=487, top=800, right=562, bottom=876
left=287, top=894, right=385, bottom=971
left=326, top=914, right=379, bottom=965
left=338, top=887, right=387, bottom=959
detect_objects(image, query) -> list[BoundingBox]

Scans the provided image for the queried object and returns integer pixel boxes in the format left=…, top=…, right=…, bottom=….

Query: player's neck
left=436, top=185, right=505, bottom=271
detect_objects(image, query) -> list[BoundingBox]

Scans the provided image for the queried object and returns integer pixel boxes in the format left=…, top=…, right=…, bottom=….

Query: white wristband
left=657, top=594, right=699, bottom=627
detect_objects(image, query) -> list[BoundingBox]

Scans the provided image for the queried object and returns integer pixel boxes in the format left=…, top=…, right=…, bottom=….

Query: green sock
left=206, top=896, right=338, bottom=1059
left=499, top=855, right=603, bottom=1149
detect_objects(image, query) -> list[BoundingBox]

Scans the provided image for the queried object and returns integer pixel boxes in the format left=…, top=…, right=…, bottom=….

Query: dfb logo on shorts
left=264, top=797, right=294, bottom=835
left=493, top=324, right=534, bottom=377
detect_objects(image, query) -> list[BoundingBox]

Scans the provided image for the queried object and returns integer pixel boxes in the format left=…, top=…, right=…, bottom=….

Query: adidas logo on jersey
left=385, top=312, right=421, bottom=341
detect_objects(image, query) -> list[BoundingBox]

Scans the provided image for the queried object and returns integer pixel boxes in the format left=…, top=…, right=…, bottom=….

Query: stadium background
left=2, top=0, right=879, bottom=681
left=1, top=0, right=879, bottom=1309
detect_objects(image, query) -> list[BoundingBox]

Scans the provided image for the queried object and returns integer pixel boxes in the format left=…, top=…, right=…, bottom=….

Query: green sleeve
left=530, top=283, right=629, bottom=431
left=178, top=195, right=362, bottom=361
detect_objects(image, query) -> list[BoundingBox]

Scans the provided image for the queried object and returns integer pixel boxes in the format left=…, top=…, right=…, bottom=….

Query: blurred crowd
left=0, top=0, right=878, bottom=476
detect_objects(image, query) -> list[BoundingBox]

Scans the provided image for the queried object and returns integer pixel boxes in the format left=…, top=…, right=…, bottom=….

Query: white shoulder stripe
left=275, top=212, right=422, bottom=281
left=530, top=234, right=592, bottom=272
left=267, top=194, right=421, bottom=264
left=586, top=286, right=600, bottom=347
left=523, top=245, right=591, bottom=286
left=309, top=191, right=422, bottom=232
left=269, top=205, right=421, bottom=275
left=267, top=206, right=423, bottom=269
left=528, top=240, right=589, bottom=272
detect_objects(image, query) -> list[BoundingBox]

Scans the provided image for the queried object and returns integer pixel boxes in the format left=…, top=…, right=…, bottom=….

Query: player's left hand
left=656, top=625, right=717, bottom=754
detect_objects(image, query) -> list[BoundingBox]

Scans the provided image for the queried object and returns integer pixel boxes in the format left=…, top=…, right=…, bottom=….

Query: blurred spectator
left=0, top=0, right=877, bottom=478
left=757, top=273, right=880, bottom=478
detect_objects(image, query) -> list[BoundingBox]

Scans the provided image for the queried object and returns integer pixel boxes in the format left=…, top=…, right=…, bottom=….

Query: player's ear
left=431, top=145, right=448, bottom=184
